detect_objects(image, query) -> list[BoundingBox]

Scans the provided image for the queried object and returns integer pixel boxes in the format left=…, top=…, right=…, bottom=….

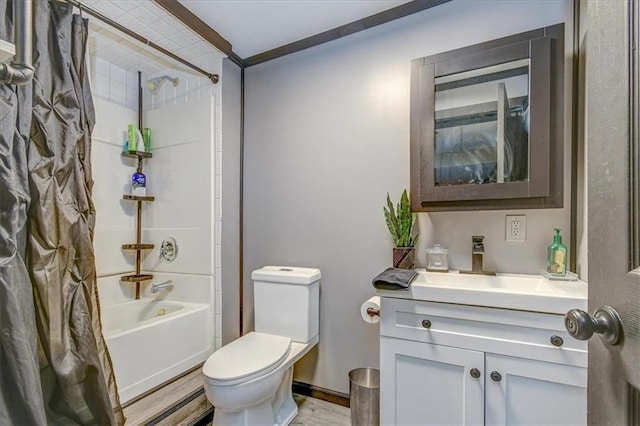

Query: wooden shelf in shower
left=121, top=150, right=152, bottom=159
left=122, top=243, right=155, bottom=250
left=123, top=194, right=155, bottom=202
left=121, top=274, right=153, bottom=283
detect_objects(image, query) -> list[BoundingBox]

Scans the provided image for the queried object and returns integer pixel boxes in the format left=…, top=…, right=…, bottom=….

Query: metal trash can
left=349, top=368, right=380, bottom=426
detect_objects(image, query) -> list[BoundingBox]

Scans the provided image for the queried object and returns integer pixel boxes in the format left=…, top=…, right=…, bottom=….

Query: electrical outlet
left=506, top=215, right=526, bottom=242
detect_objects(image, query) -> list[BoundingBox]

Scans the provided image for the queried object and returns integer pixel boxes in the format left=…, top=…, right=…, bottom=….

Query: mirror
left=410, top=23, right=564, bottom=212
left=434, top=59, right=530, bottom=187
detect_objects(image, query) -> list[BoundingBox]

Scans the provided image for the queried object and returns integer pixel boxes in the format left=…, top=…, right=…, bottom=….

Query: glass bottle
left=546, top=228, right=567, bottom=275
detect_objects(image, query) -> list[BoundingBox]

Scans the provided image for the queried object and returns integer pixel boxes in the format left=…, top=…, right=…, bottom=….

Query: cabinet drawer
left=380, top=297, right=587, bottom=368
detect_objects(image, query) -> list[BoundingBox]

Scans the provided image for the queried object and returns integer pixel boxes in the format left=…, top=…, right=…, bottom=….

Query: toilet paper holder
left=366, top=307, right=380, bottom=318
left=361, top=296, right=381, bottom=324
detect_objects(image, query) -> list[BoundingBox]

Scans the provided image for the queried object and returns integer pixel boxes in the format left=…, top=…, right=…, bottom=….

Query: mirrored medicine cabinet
left=410, top=24, right=565, bottom=211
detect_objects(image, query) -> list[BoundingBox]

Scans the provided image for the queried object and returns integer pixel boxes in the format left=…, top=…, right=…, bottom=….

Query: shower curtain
left=1, top=0, right=124, bottom=424
left=0, top=0, right=46, bottom=422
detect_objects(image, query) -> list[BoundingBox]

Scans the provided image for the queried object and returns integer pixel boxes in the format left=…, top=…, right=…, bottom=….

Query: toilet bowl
left=202, top=266, right=321, bottom=426
left=203, top=332, right=319, bottom=425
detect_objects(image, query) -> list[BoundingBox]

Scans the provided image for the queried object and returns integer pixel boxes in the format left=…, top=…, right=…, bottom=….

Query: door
left=584, top=0, right=640, bottom=424
left=484, top=353, right=587, bottom=426
left=380, top=336, right=484, bottom=426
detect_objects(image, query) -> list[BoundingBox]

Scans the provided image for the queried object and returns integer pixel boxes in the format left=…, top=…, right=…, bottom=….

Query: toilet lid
left=203, top=332, right=291, bottom=383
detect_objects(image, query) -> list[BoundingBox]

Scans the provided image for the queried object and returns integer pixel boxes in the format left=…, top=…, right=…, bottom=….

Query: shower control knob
left=160, top=237, right=178, bottom=262
left=564, top=307, right=623, bottom=346
left=469, top=368, right=481, bottom=379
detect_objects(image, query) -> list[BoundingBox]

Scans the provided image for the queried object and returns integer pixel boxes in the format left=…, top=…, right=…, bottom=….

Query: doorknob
left=564, top=306, right=623, bottom=346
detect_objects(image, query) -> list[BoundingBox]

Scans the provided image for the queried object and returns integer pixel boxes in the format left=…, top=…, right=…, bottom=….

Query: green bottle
left=546, top=228, right=567, bottom=275
left=127, top=124, right=137, bottom=152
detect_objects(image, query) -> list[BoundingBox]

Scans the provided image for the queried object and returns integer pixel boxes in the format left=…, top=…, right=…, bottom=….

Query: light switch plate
left=506, top=215, right=526, bottom=242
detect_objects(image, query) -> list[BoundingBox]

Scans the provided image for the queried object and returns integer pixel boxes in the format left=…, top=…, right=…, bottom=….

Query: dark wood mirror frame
left=410, top=23, right=565, bottom=212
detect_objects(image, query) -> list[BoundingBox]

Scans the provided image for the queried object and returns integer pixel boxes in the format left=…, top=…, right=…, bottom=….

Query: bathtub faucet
left=151, top=280, right=175, bottom=293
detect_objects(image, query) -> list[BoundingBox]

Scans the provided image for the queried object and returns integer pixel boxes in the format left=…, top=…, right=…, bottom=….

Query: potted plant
left=384, top=189, right=418, bottom=269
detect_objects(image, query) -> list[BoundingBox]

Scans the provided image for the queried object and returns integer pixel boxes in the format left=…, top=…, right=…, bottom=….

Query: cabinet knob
left=550, top=335, right=564, bottom=347
left=490, top=371, right=502, bottom=382
left=469, top=368, right=481, bottom=379
left=421, top=319, right=432, bottom=329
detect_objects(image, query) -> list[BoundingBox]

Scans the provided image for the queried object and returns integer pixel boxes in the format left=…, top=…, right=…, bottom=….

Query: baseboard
left=292, top=381, right=350, bottom=408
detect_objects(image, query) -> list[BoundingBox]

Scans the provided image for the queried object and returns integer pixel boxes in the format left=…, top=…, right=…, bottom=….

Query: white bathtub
left=102, top=297, right=214, bottom=404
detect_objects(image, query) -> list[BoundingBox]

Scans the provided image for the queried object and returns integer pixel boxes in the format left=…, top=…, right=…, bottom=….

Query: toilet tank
left=251, top=266, right=320, bottom=343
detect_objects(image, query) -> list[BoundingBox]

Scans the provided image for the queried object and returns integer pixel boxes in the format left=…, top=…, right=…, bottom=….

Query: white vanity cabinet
left=380, top=297, right=587, bottom=426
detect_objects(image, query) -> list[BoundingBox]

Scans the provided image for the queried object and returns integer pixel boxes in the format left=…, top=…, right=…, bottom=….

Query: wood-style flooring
left=292, top=394, right=351, bottom=425
left=123, top=367, right=210, bottom=425
left=200, top=394, right=351, bottom=426
left=122, top=367, right=352, bottom=425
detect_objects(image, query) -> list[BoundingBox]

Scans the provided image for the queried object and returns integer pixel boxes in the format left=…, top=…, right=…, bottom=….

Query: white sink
left=377, top=270, right=587, bottom=314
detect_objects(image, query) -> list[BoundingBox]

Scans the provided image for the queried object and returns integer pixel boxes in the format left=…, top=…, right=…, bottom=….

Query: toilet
left=202, top=266, right=321, bottom=426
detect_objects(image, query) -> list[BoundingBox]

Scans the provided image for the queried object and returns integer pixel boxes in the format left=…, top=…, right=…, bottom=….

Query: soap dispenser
left=546, top=228, right=567, bottom=275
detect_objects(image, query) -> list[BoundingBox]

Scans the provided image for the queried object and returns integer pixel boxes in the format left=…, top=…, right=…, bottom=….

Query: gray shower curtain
left=0, top=0, right=46, bottom=422
left=1, top=0, right=124, bottom=424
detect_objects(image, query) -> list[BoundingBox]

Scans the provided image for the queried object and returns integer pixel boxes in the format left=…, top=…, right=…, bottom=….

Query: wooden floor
left=122, top=367, right=351, bottom=425
left=123, top=367, right=210, bottom=425
left=194, top=394, right=350, bottom=426
left=292, top=394, right=351, bottom=425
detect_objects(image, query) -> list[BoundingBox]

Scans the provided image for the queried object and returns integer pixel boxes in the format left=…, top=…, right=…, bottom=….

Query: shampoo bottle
left=127, top=124, right=137, bottom=152
left=131, top=171, right=146, bottom=196
left=546, top=228, right=567, bottom=275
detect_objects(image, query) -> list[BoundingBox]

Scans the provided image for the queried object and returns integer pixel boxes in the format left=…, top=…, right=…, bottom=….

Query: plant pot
left=393, top=247, right=415, bottom=270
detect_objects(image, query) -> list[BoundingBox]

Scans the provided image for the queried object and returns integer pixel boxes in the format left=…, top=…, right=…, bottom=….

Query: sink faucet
left=471, top=236, right=485, bottom=272
left=151, top=280, right=175, bottom=293
left=461, top=236, right=495, bottom=275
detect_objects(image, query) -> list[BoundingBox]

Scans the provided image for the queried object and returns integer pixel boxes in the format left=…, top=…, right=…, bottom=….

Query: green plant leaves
left=384, top=189, right=418, bottom=247
left=384, top=193, right=400, bottom=245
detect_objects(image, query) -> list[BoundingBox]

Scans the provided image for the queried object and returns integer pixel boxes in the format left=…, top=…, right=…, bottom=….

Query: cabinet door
left=485, top=353, right=587, bottom=426
left=381, top=336, right=484, bottom=426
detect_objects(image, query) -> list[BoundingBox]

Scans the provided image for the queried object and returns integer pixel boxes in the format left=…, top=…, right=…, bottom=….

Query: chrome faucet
left=471, top=235, right=485, bottom=272
left=461, top=236, right=495, bottom=275
left=151, top=280, right=175, bottom=293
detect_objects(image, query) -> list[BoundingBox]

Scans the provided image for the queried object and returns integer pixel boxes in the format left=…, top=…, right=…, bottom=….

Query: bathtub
left=101, top=297, right=214, bottom=404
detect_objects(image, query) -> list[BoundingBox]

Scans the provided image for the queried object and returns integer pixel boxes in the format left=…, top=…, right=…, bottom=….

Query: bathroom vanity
left=377, top=271, right=587, bottom=425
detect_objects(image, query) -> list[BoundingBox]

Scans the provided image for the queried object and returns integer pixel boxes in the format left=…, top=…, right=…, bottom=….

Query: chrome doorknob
left=564, top=306, right=623, bottom=346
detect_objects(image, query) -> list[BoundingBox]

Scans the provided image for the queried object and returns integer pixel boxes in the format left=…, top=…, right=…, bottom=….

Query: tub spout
left=151, top=280, right=175, bottom=293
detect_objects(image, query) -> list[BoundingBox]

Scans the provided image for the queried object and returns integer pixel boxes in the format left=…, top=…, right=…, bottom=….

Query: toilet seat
left=203, top=332, right=291, bottom=386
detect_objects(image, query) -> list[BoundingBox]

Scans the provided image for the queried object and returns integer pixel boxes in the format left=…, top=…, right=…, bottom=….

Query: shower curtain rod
left=62, top=0, right=219, bottom=84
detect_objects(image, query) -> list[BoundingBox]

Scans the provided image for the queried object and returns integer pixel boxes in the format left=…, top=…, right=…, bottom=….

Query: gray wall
left=221, top=58, right=242, bottom=345
left=244, top=0, right=574, bottom=394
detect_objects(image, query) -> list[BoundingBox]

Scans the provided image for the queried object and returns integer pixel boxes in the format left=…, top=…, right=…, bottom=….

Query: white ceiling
left=179, top=0, right=413, bottom=59
left=82, top=0, right=223, bottom=76
left=79, top=0, right=415, bottom=75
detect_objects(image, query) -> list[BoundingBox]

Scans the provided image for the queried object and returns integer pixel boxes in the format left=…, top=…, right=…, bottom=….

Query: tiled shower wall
left=90, top=55, right=224, bottom=349
left=91, top=57, right=139, bottom=110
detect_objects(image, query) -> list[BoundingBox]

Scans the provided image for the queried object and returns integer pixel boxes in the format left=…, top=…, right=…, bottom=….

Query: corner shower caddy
left=121, top=149, right=154, bottom=299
